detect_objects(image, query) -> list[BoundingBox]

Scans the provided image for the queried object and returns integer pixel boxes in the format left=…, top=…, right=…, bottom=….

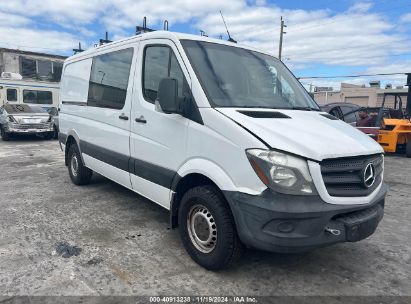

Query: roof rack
left=135, top=17, right=170, bottom=35
left=99, top=32, right=112, bottom=46
left=73, top=42, right=84, bottom=54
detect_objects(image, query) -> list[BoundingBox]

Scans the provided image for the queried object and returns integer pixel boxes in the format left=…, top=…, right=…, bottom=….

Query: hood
left=217, top=108, right=383, bottom=161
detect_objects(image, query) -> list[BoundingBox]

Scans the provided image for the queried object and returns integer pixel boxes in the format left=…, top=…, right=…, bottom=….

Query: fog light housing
left=277, top=221, right=295, bottom=233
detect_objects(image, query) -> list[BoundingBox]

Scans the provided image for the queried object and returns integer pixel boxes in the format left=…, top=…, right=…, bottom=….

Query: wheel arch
left=170, top=159, right=238, bottom=229
left=64, top=130, right=84, bottom=166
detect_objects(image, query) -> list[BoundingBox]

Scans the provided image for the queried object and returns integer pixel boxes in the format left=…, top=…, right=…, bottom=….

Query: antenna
left=99, top=32, right=112, bottom=46
left=164, top=20, right=169, bottom=31
left=200, top=30, right=208, bottom=37
left=220, top=10, right=237, bottom=43
left=73, top=42, right=84, bottom=54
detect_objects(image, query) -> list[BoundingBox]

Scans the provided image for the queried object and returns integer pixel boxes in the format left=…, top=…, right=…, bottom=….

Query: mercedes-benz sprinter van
left=59, top=31, right=387, bottom=270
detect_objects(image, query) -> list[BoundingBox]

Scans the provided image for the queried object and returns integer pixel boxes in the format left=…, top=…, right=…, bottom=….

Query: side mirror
left=156, top=78, right=181, bottom=114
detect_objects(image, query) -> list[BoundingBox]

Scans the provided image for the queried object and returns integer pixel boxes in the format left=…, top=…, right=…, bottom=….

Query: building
left=0, top=48, right=66, bottom=82
left=313, top=81, right=408, bottom=108
left=0, top=48, right=67, bottom=107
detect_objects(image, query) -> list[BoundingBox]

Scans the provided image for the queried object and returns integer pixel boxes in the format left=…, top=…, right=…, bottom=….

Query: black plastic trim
left=79, top=140, right=177, bottom=189
left=223, top=183, right=387, bottom=253
left=58, top=132, right=68, bottom=145
left=132, top=158, right=176, bottom=189
left=238, top=110, right=291, bottom=119
left=62, top=101, right=87, bottom=106
left=81, top=141, right=130, bottom=172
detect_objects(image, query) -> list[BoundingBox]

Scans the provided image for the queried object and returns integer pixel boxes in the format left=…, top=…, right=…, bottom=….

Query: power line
left=298, top=72, right=408, bottom=79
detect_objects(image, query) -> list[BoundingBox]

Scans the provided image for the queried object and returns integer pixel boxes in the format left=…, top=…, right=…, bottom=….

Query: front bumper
left=223, top=183, right=387, bottom=253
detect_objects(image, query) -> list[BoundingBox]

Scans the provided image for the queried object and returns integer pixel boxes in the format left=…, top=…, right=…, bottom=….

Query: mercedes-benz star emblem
left=363, top=163, right=376, bottom=188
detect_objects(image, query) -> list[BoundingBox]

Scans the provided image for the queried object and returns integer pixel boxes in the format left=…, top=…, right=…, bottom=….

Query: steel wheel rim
left=187, top=204, right=217, bottom=253
left=71, top=155, right=79, bottom=177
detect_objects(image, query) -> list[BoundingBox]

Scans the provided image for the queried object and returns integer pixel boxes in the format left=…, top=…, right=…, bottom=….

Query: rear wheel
left=0, top=127, right=10, bottom=141
left=178, top=185, right=244, bottom=270
left=406, top=141, right=411, bottom=158
left=68, top=144, right=93, bottom=185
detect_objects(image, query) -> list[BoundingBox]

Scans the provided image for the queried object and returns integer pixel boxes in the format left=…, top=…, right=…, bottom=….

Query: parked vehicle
left=0, top=104, right=54, bottom=140
left=59, top=31, right=387, bottom=269
left=322, top=91, right=411, bottom=157
left=320, top=102, right=381, bottom=139
left=0, top=76, right=60, bottom=109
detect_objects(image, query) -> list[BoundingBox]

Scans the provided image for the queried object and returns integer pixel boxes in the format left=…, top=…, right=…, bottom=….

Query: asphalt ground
left=0, top=136, right=410, bottom=299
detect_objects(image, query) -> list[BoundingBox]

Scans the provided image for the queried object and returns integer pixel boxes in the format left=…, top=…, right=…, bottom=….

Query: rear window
left=23, top=90, right=53, bottom=105
left=3, top=104, right=46, bottom=114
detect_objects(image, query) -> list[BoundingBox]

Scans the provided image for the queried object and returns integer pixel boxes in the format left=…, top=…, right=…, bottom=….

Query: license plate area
left=335, top=204, right=384, bottom=242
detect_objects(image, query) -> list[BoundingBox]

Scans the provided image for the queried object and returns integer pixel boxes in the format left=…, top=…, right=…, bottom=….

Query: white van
left=59, top=31, right=387, bottom=269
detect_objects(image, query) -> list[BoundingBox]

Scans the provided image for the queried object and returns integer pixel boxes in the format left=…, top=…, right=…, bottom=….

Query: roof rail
left=136, top=17, right=155, bottom=34
left=73, top=42, right=84, bottom=54
left=99, top=32, right=112, bottom=46
left=136, top=17, right=170, bottom=35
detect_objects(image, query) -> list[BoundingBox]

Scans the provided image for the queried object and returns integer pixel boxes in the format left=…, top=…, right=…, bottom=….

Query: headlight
left=246, top=149, right=317, bottom=195
left=7, top=115, right=17, bottom=123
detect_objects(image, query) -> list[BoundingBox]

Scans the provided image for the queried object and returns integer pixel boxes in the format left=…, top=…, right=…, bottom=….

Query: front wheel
left=406, top=141, right=411, bottom=158
left=178, top=185, right=244, bottom=270
left=67, top=144, right=93, bottom=185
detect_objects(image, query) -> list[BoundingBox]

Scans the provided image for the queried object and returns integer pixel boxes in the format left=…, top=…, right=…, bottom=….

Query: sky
left=0, top=0, right=411, bottom=90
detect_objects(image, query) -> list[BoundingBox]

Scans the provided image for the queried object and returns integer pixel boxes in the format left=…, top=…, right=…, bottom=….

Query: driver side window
left=142, top=45, right=190, bottom=104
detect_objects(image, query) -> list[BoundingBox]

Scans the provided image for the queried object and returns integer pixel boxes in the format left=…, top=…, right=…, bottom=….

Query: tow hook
left=325, top=227, right=341, bottom=236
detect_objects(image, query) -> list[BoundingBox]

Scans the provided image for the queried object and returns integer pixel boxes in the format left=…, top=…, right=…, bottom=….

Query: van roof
left=66, top=31, right=271, bottom=62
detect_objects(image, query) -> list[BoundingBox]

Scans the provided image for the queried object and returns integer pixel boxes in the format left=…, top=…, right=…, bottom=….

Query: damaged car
left=0, top=104, right=54, bottom=141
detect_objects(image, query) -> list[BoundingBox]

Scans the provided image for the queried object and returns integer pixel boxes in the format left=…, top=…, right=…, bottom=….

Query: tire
left=0, top=127, right=10, bottom=141
left=67, top=144, right=93, bottom=185
left=406, top=141, right=411, bottom=158
left=178, top=185, right=244, bottom=270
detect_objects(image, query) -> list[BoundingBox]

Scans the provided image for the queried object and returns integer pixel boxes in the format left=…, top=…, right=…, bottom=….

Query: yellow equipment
left=377, top=91, right=411, bottom=157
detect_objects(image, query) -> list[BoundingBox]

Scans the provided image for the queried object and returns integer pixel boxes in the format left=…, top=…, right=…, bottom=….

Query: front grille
left=320, top=154, right=383, bottom=197
left=16, top=123, right=49, bottom=129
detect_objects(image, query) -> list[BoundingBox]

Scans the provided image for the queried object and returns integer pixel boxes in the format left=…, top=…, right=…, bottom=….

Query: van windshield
left=181, top=40, right=319, bottom=110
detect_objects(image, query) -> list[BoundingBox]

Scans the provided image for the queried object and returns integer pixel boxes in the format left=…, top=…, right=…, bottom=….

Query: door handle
left=135, top=115, right=147, bottom=124
left=119, top=114, right=129, bottom=120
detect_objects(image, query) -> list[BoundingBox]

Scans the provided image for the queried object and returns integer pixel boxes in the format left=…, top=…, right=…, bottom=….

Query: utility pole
left=278, top=16, right=287, bottom=60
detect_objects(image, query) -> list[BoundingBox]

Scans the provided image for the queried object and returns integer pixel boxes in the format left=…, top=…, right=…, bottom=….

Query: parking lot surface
left=0, top=137, right=410, bottom=296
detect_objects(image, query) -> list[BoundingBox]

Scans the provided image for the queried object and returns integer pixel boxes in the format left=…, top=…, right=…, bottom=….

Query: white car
left=59, top=31, right=387, bottom=270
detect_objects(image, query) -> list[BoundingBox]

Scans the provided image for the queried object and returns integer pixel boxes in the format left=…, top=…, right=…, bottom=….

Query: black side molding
left=62, top=101, right=87, bottom=106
